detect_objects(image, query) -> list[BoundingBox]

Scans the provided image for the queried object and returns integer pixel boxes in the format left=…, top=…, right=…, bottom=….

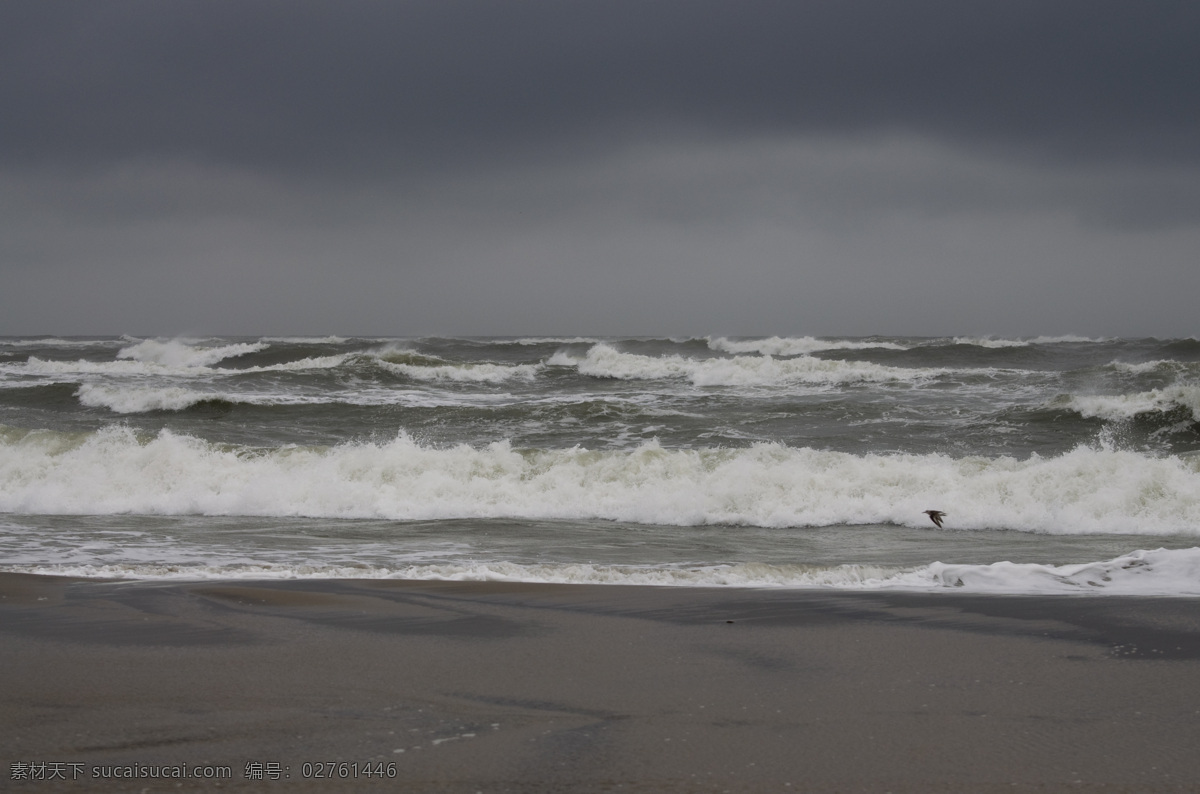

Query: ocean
left=1, top=334, right=1198, bottom=595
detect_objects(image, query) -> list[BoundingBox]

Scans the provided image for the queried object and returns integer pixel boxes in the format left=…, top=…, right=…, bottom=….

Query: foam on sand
left=6, top=548, right=1198, bottom=595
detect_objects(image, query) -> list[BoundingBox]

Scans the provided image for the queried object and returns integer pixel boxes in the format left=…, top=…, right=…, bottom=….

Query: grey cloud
left=11, top=134, right=1194, bottom=236
left=3, top=0, right=1198, bottom=338
left=4, top=0, right=1198, bottom=176
left=4, top=136, right=1198, bottom=337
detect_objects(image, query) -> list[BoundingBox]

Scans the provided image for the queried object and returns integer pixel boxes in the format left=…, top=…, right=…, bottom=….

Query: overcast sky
left=3, top=0, right=1198, bottom=337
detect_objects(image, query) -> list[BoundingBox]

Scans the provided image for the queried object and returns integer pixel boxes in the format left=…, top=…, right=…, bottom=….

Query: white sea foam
left=350, top=342, right=541, bottom=383
left=0, top=338, right=120, bottom=349
left=949, top=336, right=1030, bottom=348
left=70, top=384, right=333, bottom=413
left=1061, top=385, right=1200, bottom=422
left=2, top=426, right=1198, bottom=535
left=74, top=384, right=241, bottom=413
left=261, top=335, right=350, bottom=344
left=18, top=356, right=190, bottom=377
left=5, top=548, right=1198, bottom=594
left=550, top=343, right=931, bottom=386
left=72, top=381, right=569, bottom=413
left=0, top=380, right=69, bottom=391
left=251, top=354, right=349, bottom=372
left=1108, top=359, right=1200, bottom=378
left=1028, top=335, right=1110, bottom=344
left=944, top=335, right=1108, bottom=348
left=513, top=337, right=602, bottom=346
left=117, top=338, right=268, bottom=368
left=708, top=336, right=908, bottom=356
left=14, top=352, right=351, bottom=380
left=377, top=359, right=542, bottom=383
left=924, top=547, right=1200, bottom=594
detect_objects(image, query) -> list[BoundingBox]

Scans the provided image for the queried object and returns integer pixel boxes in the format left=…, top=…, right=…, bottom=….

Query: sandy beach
left=3, top=572, right=1200, bottom=792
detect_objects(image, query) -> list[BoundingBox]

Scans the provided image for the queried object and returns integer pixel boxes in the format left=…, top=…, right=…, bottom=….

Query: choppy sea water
left=2, top=335, right=1199, bottom=595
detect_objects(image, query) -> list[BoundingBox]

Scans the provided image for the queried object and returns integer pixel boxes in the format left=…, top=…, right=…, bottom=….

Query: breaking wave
left=2, top=425, right=1198, bottom=535
left=549, top=343, right=935, bottom=386
left=948, top=335, right=1107, bottom=348
left=707, top=336, right=908, bottom=356
left=116, top=338, right=269, bottom=368
left=75, top=384, right=246, bottom=413
left=1057, top=385, right=1200, bottom=423
left=376, top=359, right=542, bottom=384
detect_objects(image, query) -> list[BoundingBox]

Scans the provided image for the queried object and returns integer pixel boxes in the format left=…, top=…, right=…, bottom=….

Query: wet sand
left=3, top=572, right=1200, bottom=792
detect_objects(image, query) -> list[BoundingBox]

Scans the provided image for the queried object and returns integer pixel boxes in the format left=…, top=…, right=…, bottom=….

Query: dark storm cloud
left=3, top=1, right=1199, bottom=337
left=4, top=0, right=1198, bottom=176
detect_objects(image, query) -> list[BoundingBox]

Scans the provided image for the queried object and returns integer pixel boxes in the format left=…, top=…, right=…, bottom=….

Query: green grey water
left=1, top=335, right=1198, bottom=591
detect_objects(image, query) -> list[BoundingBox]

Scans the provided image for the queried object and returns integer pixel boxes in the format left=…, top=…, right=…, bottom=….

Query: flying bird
left=923, top=510, right=946, bottom=528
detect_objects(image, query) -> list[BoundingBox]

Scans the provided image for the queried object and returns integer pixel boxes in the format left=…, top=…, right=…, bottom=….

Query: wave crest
left=1059, top=385, right=1200, bottom=424
left=76, top=384, right=246, bottom=413
left=2, top=426, right=1198, bottom=534
left=552, top=343, right=931, bottom=386
left=117, top=338, right=268, bottom=368
left=707, top=336, right=908, bottom=356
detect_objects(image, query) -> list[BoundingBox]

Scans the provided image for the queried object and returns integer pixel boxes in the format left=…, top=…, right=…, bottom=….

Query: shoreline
left=4, top=572, right=1200, bottom=791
